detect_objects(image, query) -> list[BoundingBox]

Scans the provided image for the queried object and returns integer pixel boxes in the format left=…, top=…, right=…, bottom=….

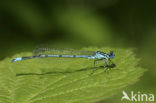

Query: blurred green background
left=0, top=0, right=156, bottom=102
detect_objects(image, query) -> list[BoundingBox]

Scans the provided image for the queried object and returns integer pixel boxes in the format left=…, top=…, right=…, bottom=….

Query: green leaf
left=0, top=47, right=145, bottom=103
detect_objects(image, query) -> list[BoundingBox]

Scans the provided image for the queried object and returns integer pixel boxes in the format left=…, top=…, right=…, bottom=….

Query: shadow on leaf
left=16, top=64, right=116, bottom=76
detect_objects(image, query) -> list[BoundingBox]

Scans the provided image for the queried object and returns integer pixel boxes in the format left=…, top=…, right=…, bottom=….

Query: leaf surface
left=0, top=47, right=145, bottom=103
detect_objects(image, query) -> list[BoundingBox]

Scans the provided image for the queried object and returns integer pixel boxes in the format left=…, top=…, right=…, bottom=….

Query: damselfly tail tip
left=12, top=59, right=16, bottom=63
left=12, top=57, right=22, bottom=63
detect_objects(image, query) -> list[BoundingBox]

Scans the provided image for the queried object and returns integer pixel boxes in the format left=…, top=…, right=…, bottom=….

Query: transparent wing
left=33, top=45, right=94, bottom=56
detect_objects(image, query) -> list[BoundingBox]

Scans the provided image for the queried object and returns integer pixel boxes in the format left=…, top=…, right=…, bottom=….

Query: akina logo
left=121, top=91, right=154, bottom=102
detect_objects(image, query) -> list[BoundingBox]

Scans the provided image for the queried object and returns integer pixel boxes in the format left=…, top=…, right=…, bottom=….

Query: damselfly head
left=109, top=51, right=115, bottom=58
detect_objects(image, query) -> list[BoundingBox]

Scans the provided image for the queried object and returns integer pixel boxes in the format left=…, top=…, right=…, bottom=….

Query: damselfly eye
left=110, top=51, right=113, bottom=55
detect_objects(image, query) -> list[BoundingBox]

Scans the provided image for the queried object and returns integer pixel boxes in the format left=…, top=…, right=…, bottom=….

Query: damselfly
left=12, top=47, right=115, bottom=68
